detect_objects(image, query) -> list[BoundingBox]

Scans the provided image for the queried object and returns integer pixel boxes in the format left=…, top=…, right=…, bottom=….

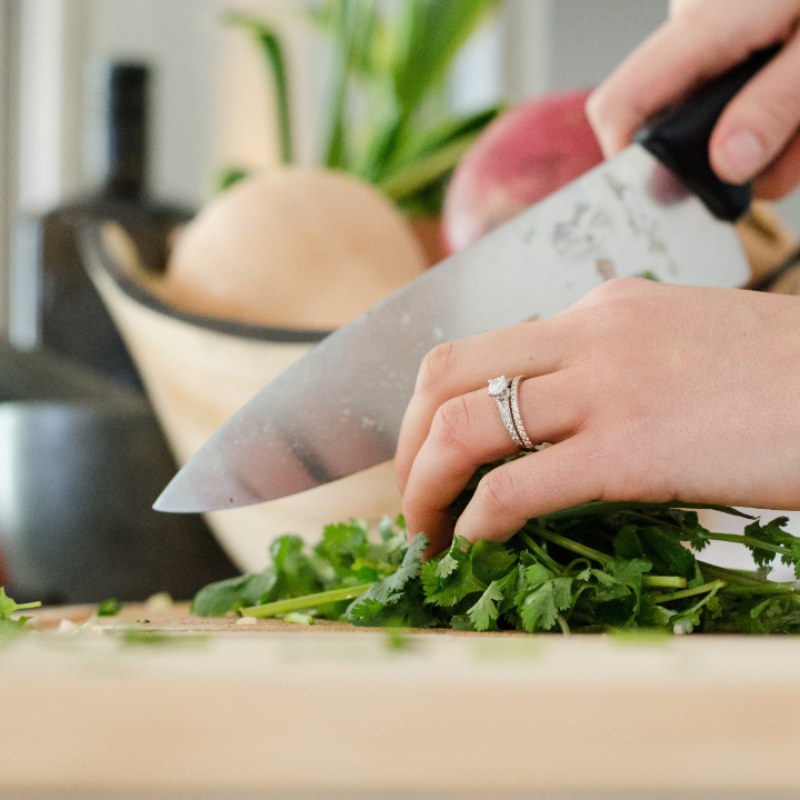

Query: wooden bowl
left=79, top=219, right=401, bottom=573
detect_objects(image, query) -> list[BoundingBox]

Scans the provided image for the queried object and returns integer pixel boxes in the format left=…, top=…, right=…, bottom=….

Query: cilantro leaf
left=606, top=557, right=651, bottom=596
left=613, top=525, right=646, bottom=561
left=469, top=539, right=517, bottom=584
left=192, top=569, right=277, bottom=616
left=377, top=532, right=426, bottom=599
left=270, top=534, right=324, bottom=598
left=313, top=520, right=369, bottom=574
left=344, top=534, right=428, bottom=625
left=421, top=536, right=485, bottom=607
left=518, top=575, right=573, bottom=633
left=635, top=527, right=697, bottom=579
left=466, top=580, right=505, bottom=631
left=742, top=516, right=800, bottom=576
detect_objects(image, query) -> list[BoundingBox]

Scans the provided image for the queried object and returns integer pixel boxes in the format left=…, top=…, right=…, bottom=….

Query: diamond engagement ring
left=487, top=375, right=535, bottom=451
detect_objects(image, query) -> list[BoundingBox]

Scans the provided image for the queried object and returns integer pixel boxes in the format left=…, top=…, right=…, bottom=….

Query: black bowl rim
left=78, top=218, right=331, bottom=344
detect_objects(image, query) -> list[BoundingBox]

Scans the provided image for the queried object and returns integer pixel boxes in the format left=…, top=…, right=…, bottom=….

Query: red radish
left=442, top=89, right=604, bottom=253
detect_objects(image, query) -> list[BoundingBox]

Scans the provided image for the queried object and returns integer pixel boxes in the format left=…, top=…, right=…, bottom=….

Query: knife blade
left=154, top=50, right=773, bottom=514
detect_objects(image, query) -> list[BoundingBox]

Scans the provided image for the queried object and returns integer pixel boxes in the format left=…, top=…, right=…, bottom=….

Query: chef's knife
left=154, top=49, right=772, bottom=514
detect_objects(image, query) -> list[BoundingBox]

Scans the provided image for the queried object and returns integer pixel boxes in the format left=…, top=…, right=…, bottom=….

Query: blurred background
left=1, top=0, right=798, bottom=604
left=0, top=0, right=671, bottom=239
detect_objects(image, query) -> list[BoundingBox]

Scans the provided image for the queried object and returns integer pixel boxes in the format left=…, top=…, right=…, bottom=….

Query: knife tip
left=152, top=472, right=245, bottom=514
left=152, top=477, right=199, bottom=514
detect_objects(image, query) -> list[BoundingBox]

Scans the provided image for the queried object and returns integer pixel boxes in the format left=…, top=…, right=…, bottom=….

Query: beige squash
left=161, top=166, right=428, bottom=329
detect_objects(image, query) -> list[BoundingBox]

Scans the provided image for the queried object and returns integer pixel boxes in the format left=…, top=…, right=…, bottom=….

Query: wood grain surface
left=3, top=601, right=800, bottom=796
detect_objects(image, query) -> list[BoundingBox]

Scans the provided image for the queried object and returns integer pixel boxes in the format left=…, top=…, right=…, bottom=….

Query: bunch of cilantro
left=193, top=493, right=800, bottom=635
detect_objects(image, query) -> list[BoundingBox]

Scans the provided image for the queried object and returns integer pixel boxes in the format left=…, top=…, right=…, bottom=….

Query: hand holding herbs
left=395, top=281, right=800, bottom=553
left=193, top=500, right=800, bottom=635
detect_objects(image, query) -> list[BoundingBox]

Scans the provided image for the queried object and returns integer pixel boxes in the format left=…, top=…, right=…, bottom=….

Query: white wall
left=0, top=1, right=15, bottom=331
left=499, top=0, right=669, bottom=100
left=77, top=0, right=307, bottom=204
left=8, top=0, right=310, bottom=217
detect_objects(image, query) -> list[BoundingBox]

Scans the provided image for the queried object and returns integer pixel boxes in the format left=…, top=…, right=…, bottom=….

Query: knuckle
left=754, top=99, right=799, bottom=149
left=668, top=0, right=690, bottom=17
left=400, top=491, right=425, bottom=526
left=572, top=277, right=642, bottom=325
left=429, top=395, right=473, bottom=451
left=582, top=277, right=655, bottom=327
left=670, top=0, right=707, bottom=24
left=475, top=466, right=522, bottom=517
left=416, top=342, right=459, bottom=398
left=594, top=275, right=646, bottom=299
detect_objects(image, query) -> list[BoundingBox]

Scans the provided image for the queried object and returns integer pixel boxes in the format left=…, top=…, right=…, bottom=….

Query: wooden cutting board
left=2, top=602, right=800, bottom=798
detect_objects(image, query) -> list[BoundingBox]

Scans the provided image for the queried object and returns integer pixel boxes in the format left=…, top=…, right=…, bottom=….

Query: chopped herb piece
left=96, top=598, right=122, bottom=617
left=0, top=587, right=41, bottom=636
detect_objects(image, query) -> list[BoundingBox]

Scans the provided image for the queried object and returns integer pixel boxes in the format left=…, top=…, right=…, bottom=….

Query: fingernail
left=716, top=130, right=765, bottom=184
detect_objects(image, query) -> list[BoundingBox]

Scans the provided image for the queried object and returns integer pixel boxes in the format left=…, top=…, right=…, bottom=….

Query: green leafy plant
left=221, top=0, right=505, bottom=215
left=192, top=493, right=800, bottom=635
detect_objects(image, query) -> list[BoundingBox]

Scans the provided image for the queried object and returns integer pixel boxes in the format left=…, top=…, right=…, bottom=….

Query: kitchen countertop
left=2, top=602, right=800, bottom=799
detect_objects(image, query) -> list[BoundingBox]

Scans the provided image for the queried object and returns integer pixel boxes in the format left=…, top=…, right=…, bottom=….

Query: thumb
left=711, top=37, right=800, bottom=185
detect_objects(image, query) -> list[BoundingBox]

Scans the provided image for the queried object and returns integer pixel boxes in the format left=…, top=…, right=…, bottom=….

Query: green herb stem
left=522, top=530, right=685, bottom=589
left=539, top=500, right=754, bottom=524
left=240, top=583, right=374, bottom=619
left=699, top=561, right=797, bottom=588
left=531, top=528, right=612, bottom=566
left=519, top=533, right=563, bottom=575
left=684, top=581, right=726, bottom=622
left=705, top=532, right=789, bottom=557
left=721, top=583, right=800, bottom=596
left=14, top=601, right=42, bottom=611
left=642, top=575, right=687, bottom=590
left=651, top=580, right=726, bottom=604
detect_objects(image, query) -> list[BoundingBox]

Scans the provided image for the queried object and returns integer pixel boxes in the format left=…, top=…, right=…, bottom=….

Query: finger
left=754, top=135, right=800, bottom=198
left=586, top=22, right=743, bottom=156
left=402, top=393, right=516, bottom=556
left=454, top=434, right=604, bottom=544
left=586, top=5, right=796, bottom=157
left=402, top=374, right=584, bottom=553
left=711, top=33, right=800, bottom=184
left=394, top=320, right=568, bottom=493
left=567, top=274, right=655, bottom=312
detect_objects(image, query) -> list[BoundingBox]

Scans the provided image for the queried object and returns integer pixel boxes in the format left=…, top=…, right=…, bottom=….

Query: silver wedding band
left=487, top=375, right=536, bottom=451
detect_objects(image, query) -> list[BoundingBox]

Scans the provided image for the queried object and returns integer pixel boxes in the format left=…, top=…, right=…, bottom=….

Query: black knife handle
left=635, top=46, right=779, bottom=221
